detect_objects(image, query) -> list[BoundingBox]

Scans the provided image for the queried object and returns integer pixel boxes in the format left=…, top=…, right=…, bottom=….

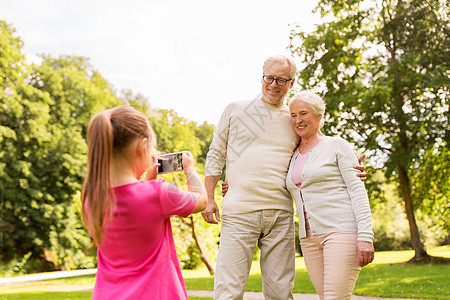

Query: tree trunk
left=398, top=165, right=429, bottom=262
left=186, top=216, right=215, bottom=275
left=389, top=31, right=430, bottom=262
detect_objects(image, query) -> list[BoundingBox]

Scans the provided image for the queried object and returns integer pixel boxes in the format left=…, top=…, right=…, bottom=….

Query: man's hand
left=357, top=241, right=375, bottom=267
left=355, top=154, right=367, bottom=181
left=202, top=175, right=222, bottom=224
left=201, top=200, right=221, bottom=224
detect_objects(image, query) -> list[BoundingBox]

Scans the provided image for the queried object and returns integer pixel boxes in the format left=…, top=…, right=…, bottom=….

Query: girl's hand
left=144, top=154, right=159, bottom=180
left=181, top=151, right=195, bottom=172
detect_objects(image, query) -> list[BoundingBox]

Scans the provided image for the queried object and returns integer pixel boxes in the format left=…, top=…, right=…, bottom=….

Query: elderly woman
left=286, top=91, right=374, bottom=299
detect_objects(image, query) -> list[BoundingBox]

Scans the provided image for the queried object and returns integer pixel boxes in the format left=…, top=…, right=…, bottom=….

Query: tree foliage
left=0, top=20, right=60, bottom=262
left=0, top=21, right=219, bottom=273
left=289, top=0, right=449, bottom=261
left=0, top=20, right=120, bottom=269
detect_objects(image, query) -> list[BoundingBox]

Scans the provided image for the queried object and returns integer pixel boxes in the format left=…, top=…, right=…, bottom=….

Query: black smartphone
left=158, top=152, right=184, bottom=174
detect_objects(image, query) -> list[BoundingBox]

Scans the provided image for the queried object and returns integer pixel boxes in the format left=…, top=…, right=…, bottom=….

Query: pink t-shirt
left=91, top=178, right=196, bottom=300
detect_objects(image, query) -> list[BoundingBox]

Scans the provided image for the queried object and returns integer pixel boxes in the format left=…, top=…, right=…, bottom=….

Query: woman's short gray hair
left=263, top=55, right=297, bottom=78
left=290, top=91, right=326, bottom=128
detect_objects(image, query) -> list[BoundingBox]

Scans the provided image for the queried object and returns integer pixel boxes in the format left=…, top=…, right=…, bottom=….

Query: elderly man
left=202, top=55, right=365, bottom=300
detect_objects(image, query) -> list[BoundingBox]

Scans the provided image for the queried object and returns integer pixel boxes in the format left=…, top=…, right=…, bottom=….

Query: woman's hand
left=222, top=181, right=229, bottom=197
left=357, top=241, right=375, bottom=267
left=355, top=154, right=367, bottom=181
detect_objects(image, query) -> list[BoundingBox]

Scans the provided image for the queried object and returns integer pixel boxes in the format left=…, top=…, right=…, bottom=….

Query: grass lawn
left=0, top=246, right=448, bottom=299
left=352, top=250, right=449, bottom=299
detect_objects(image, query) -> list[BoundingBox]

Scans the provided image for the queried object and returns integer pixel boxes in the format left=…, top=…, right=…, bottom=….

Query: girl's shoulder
left=113, top=178, right=166, bottom=194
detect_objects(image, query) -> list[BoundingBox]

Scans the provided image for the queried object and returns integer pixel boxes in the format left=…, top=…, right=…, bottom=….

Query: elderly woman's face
left=289, top=100, right=322, bottom=139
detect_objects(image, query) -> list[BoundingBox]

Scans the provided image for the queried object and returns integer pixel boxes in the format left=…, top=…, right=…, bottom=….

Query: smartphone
left=158, top=152, right=184, bottom=174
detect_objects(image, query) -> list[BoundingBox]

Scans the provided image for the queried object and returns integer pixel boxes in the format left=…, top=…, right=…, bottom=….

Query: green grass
left=1, top=246, right=449, bottom=299
left=184, top=246, right=450, bottom=299
left=351, top=248, right=450, bottom=299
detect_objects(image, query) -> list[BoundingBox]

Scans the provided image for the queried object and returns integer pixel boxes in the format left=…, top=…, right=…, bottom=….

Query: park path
left=0, top=269, right=419, bottom=300
left=187, top=290, right=418, bottom=300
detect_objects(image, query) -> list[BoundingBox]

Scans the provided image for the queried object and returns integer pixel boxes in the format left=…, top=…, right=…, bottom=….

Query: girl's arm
left=182, top=152, right=207, bottom=213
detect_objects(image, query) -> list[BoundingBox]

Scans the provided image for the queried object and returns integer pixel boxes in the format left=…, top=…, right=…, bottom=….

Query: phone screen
left=158, top=152, right=184, bottom=174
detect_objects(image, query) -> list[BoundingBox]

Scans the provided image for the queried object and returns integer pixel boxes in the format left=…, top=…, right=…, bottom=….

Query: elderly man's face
left=261, top=61, right=294, bottom=106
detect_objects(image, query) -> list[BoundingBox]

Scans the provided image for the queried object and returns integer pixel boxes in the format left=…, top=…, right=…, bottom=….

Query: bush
left=45, top=194, right=96, bottom=270
left=371, top=192, right=448, bottom=251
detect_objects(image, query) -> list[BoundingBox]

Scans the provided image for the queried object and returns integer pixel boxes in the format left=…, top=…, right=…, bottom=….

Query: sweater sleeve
left=336, top=139, right=374, bottom=242
left=204, top=103, right=233, bottom=177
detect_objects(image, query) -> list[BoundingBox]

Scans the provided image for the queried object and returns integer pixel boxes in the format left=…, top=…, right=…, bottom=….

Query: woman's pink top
left=291, top=149, right=310, bottom=220
left=291, top=140, right=323, bottom=222
left=290, top=148, right=309, bottom=188
left=91, top=178, right=196, bottom=300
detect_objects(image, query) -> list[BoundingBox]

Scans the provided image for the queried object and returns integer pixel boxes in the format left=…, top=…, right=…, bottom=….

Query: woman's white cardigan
left=286, top=136, right=374, bottom=242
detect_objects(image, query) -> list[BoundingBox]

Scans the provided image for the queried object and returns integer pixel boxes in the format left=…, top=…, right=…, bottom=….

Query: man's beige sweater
left=205, top=98, right=299, bottom=215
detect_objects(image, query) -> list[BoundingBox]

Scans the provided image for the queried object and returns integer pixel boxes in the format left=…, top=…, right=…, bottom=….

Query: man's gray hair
left=263, top=55, right=297, bottom=78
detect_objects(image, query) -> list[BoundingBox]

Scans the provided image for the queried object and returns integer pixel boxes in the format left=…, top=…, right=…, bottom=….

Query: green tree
left=0, top=20, right=124, bottom=269
left=289, top=0, right=449, bottom=261
left=118, top=88, right=152, bottom=115
left=149, top=108, right=202, bottom=157
left=0, top=19, right=219, bottom=273
left=0, top=20, right=58, bottom=263
left=28, top=55, right=123, bottom=269
left=35, top=55, right=123, bottom=134
left=192, top=121, right=215, bottom=166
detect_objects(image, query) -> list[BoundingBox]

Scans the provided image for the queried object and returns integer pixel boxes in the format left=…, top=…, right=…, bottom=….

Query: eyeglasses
left=262, top=75, right=293, bottom=86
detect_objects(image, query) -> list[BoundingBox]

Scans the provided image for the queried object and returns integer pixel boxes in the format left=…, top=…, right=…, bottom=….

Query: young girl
left=81, top=105, right=207, bottom=299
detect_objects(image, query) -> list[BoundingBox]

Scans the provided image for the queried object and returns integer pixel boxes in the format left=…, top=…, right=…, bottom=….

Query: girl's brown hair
left=80, top=105, right=155, bottom=245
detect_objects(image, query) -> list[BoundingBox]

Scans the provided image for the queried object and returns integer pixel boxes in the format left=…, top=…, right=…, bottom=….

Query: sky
left=1, top=0, right=322, bottom=125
